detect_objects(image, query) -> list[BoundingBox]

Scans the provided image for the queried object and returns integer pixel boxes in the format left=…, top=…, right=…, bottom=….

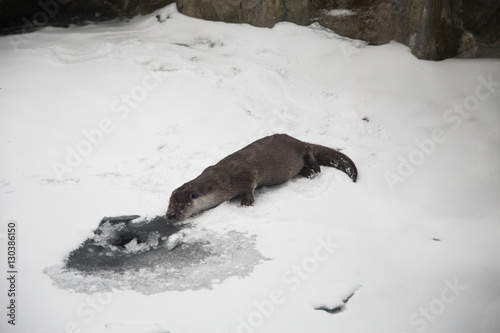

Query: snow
left=1, top=4, right=500, bottom=333
left=322, top=9, right=355, bottom=17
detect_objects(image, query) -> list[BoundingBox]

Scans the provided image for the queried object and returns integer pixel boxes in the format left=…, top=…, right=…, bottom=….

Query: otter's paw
left=300, top=167, right=316, bottom=178
left=240, top=193, right=255, bottom=206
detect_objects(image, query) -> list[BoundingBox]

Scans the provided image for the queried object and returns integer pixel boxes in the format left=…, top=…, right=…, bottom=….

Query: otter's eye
left=178, top=203, right=186, bottom=210
left=191, top=193, right=197, bottom=199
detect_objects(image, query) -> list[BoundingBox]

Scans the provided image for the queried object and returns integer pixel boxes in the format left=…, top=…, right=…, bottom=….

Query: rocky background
left=0, top=0, right=498, bottom=60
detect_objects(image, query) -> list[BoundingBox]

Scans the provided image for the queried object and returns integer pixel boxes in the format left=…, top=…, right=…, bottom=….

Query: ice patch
left=45, top=216, right=267, bottom=294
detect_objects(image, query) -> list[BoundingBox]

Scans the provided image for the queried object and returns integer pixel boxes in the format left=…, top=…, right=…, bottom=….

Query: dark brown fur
left=166, top=134, right=357, bottom=221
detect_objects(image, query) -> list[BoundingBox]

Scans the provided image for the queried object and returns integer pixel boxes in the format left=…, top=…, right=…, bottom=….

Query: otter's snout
left=166, top=202, right=186, bottom=222
left=166, top=206, right=180, bottom=221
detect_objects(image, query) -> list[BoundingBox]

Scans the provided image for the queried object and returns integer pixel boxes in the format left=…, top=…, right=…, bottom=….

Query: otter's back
left=229, top=134, right=308, bottom=187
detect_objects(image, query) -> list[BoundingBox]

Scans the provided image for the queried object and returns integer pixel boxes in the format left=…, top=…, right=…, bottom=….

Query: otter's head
left=166, top=184, right=200, bottom=222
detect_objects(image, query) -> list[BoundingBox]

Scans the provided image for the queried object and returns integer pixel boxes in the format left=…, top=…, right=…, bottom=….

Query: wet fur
left=166, top=134, right=357, bottom=221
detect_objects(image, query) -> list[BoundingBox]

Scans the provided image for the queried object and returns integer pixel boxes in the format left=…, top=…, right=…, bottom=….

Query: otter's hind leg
left=299, top=155, right=321, bottom=178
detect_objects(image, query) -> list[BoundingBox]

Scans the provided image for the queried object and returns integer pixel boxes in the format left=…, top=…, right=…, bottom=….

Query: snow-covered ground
left=1, top=4, right=500, bottom=333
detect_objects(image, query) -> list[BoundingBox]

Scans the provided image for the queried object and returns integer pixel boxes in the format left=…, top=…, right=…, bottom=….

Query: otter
left=166, top=134, right=357, bottom=221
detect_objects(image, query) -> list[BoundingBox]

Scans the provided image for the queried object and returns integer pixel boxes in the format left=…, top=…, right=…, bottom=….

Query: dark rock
left=100, top=215, right=141, bottom=226
left=1, top=0, right=498, bottom=60
left=177, top=0, right=310, bottom=28
left=461, top=0, right=500, bottom=58
left=315, top=304, right=344, bottom=313
left=316, top=1, right=404, bottom=46
left=0, top=0, right=175, bottom=35
left=176, top=0, right=500, bottom=60
left=65, top=215, right=182, bottom=271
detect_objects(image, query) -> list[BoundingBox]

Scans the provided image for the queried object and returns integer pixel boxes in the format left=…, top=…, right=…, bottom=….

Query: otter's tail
left=312, top=144, right=358, bottom=182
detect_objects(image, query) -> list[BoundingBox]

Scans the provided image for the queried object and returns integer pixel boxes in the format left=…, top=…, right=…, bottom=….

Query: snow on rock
left=90, top=216, right=178, bottom=255
left=322, top=9, right=355, bottom=17
left=310, top=281, right=361, bottom=312
left=165, top=231, right=183, bottom=251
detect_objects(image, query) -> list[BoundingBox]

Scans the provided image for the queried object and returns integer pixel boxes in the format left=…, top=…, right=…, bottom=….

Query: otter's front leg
left=240, top=191, right=255, bottom=206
